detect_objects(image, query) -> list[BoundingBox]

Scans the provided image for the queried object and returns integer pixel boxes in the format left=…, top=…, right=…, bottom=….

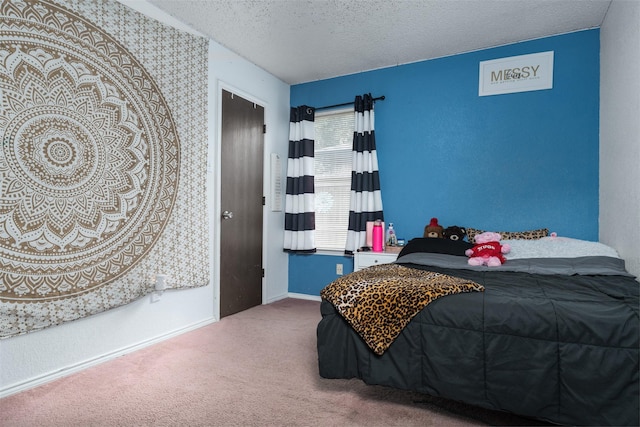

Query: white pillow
left=504, top=236, right=620, bottom=260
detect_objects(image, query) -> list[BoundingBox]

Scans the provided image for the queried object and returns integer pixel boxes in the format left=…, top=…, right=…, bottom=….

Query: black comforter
left=317, top=253, right=639, bottom=426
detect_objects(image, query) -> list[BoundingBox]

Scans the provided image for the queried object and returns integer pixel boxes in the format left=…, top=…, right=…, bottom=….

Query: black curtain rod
left=316, top=95, right=385, bottom=111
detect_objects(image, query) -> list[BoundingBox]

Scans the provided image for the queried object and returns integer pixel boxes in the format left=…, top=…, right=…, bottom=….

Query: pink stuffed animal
left=465, top=231, right=511, bottom=267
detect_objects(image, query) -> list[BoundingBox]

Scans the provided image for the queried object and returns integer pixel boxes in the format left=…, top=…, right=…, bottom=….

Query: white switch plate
left=336, top=263, right=343, bottom=275
left=155, top=274, right=168, bottom=291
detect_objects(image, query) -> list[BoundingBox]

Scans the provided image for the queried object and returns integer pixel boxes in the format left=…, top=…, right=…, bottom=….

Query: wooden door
left=220, top=89, right=264, bottom=317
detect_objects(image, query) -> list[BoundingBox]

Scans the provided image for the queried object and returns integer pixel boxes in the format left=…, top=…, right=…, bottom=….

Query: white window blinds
left=314, top=108, right=353, bottom=251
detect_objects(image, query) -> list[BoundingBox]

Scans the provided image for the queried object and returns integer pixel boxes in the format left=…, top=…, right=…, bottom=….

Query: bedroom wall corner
left=599, top=0, right=640, bottom=279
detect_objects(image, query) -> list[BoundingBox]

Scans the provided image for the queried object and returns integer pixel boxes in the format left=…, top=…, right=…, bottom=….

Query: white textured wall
left=600, top=0, right=640, bottom=279
left=0, top=0, right=290, bottom=397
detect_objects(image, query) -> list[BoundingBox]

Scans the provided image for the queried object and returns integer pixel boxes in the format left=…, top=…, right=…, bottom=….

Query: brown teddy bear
left=443, top=225, right=467, bottom=241
left=423, top=217, right=444, bottom=238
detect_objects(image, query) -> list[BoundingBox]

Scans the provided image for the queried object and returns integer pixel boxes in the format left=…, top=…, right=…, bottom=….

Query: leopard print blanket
left=321, top=263, right=484, bottom=355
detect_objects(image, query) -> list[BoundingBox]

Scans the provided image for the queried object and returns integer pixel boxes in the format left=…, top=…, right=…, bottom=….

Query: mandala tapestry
left=0, top=0, right=210, bottom=338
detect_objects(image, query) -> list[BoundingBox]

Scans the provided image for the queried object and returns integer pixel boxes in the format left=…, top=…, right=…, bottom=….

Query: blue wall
left=289, top=253, right=354, bottom=296
left=289, top=30, right=600, bottom=296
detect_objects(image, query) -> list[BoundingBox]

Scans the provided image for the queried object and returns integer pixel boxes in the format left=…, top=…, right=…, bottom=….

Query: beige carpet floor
left=0, top=298, right=549, bottom=426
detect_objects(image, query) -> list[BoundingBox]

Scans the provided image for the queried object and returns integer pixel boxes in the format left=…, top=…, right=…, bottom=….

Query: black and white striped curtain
left=284, top=106, right=316, bottom=252
left=345, top=94, right=384, bottom=254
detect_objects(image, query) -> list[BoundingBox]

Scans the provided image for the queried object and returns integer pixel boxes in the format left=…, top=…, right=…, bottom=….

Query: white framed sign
left=479, top=51, right=554, bottom=96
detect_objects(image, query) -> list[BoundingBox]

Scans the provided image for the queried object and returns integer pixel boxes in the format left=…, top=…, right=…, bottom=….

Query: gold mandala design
left=0, top=0, right=179, bottom=301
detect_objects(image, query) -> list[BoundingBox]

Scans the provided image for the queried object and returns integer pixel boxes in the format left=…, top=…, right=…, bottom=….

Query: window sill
left=314, top=249, right=352, bottom=257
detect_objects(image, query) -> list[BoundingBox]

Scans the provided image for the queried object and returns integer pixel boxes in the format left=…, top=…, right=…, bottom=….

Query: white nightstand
left=353, top=251, right=399, bottom=272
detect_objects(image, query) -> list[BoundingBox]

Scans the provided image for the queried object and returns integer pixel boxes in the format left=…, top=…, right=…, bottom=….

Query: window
left=314, top=108, right=353, bottom=251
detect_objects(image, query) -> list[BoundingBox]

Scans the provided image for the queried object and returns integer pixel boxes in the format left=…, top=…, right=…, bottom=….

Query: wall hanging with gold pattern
left=0, top=0, right=210, bottom=338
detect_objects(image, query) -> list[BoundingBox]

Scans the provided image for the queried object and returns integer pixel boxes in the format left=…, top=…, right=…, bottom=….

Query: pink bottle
left=372, top=220, right=384, bottom=252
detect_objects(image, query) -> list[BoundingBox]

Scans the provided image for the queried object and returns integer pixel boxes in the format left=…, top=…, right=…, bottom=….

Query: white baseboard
left=265, top=292, right=289, bottom=304
left=287, top=292, right=321, bottom=301
left=0, top=317, right=216, bottom=399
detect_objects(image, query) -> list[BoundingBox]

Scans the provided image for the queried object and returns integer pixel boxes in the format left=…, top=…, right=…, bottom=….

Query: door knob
left=222, top=210, right=234, bottom=220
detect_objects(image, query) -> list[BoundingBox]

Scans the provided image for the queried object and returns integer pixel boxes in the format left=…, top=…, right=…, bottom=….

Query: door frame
left=212, top=82, right=268, bottom=321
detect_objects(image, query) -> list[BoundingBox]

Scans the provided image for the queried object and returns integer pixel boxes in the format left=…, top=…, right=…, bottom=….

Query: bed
left=317, top=235, right=639, bottom=426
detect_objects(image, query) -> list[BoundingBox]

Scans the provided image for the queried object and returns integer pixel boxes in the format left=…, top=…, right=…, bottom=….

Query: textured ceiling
left=147, top=0, right=611, bottom=85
